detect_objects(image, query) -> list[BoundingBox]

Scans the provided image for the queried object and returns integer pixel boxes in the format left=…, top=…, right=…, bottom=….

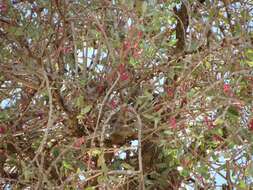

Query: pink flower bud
left=249, top=119, right=253, bottom=131
left=74, top=136, right=85, bottom=148
left=0, top=3, right=7, bottom=13
left=0, top=127, right=5, bottom=134
left=169, top=117, right=177, bottom=129
left=120, top=72, right=129, bottom=81
left=110, top=99, right=117, bottom=109
left=223, top=84, right=230, bottom=93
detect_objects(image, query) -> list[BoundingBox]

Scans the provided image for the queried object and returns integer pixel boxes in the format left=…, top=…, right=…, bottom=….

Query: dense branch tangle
left=0, top=0, right=253, bottom=189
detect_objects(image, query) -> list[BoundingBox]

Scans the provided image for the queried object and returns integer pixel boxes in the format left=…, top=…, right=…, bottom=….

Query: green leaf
left=238, top=180, right=247, bottom=189
left=204, top=60, right=212, bottom=70
left=213, top=117, right=224, bottom=126
left=227, top=106, right=239, bottom=117
left=81, top=105, right=92, bottom=115
left=52, top=148, right=60, bottom=157
left=129, top=57, right=140, bottom=67
left=85, top=187, right=95, bottom=190
left=97, top=154, right=105, bottom=168
left=75, top=95, right=85, bottom=108
left=121, top=163, right=134, bottom=170
left=245, top=60, right=253, bottom=67
left=89, top=149, right=101, bottom=156
left=79, top=79, right=87, bottom=86
left=62, top=161, right=74, bottom=170
left=245, top=49, right=253, bottom=59
left=245, top=49, right=253, bottom=67
left=180, top=169, right=190, bottom=177
left=97, top=175, right=108, bottom=184
left=246, top=161, right=253, bottom=177
left=21, top=161, right=33, bottom=181
left=0, top=111, right=9, bottom=121
left=143, top=113, right=155, bottom=120
left=7, top=26, right=23, bottom=36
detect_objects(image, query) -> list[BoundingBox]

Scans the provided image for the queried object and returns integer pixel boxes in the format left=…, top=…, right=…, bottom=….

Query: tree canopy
left=0, top=0, right=253, bottom=189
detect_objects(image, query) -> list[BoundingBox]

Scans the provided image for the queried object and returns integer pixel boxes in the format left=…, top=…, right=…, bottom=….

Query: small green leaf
left=246, top=161, right=253, bottom=177
left=238, top=180, right=247, bottom=189
left=97, top=154, right=105, bottom=168
left=89, top=149, right=101, bottom=156
left=75, top=95, right=85, bottom=108
left=227, top=106, right=239, bottom=117
left=62, top=161, right=74, bottom=170
left=143, top=114, right=155, bottom=120
left=7, top=26, right=23, bottom=36
left=180, top=169, right=190, bottom=177
left=245, top=49, right=253, bottom=67
left=121, top=163, right=134, bottom=170
left=213, top=117, right=224, bottom=126
left=0, top=111, right=9, bottom=121
left=97, top=175, right=108, bottom=184
left=85, top=187, right=95, bottom=190
left=245, top=60, right=253, bottom=67
left=204, top=60, right=212, bottom=70
left=129, top=57, right=139, bottom=67
left=81, top=105, right=92, bottom=115
left=52, top=148, right=60, bottom=157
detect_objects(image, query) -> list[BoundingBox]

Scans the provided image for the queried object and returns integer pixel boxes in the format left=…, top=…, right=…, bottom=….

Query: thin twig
left=91, top=72, right=120, bottom=147
left=226, top=161, right=233, bottom=189
left=31, top=70, right=54, bottom=162
left=71, top=21, right=79, bottom=77
left=128, top=107, right=145, bottom=190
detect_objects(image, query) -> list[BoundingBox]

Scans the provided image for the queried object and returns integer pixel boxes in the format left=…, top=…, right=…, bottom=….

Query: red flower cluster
left=0, top=3, right=7, bottom=13
left=223, top=84, right=230, bottom=93
left=118, top=64, right=129, bottom=81
left=109, top=99, right=118, bottom=109
left=204, top=116, right=215, bottom=129
left=122, top=28, right=143, bottom=59
left=0, top=126, right=5, bottom=134
left=123, top=41, right=131, bottom=51
left=62, top=45, right=73, bottom=54
left=133, top=31, right=143, bottom=59
left=212, top=134, right=223, bottom=142
left=167, top=87, right=174, bottom=97
left=223, top=83, right=234, bottom=97
left=73, top=136, right=85, bottom=148
left=249, top=119, right=253, bottom=131
left=96, top=84, right=105, bottom=95
left=169, top=117, right=177, bottom=129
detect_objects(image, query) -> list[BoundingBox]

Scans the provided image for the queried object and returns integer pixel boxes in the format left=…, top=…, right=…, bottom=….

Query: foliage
left=0, top=0, right=253, bottom=189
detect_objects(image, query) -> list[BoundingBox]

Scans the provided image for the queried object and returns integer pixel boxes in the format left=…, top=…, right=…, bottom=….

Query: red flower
left=249, top=119, right=253, bottom=131
left=0, top=127, right=5, bottom=134
left=62, top=46, right=73, bottom=54
left=138, top=31, right=143, bottom=38
left=204, top=116, right=215, bottom=129
left=167, top=87, right=174, bottom=97
left=96, top=84, right=105, bottom=95
left=212, top=134, right=223, bottom=142
left=118, top=64, right=129, bottom=81
left=133, top=42, right=139, bottom=49
left=154, top=104, right=162, bottom=112
left=169, top=117, right=177, bottom=129
left=120, top=72, right=129, bottom=81
left=223, top=84, right=230, bottom=93
left=58, top=27, right=64, bottom=34
left=133, top=49, right=143, bottom=58
left=118, top=64, right=125, bottom=73
left=74, top=136, right=85, bottom=148
left=123, top=40, right=131, bottom=51
left=110, top=99, right=117, bottom=109
left=0, top=3, right=7, bottom=13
